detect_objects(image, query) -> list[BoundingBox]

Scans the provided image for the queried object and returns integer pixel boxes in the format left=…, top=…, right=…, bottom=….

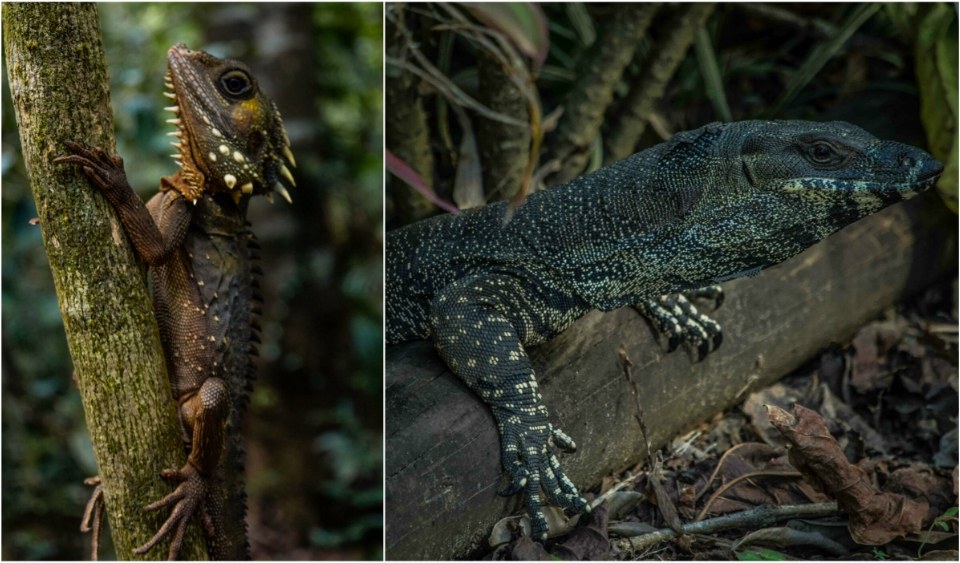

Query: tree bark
left=475, top=48, right=530, bottom=201
left=386, top=5, right=437, bottom=224
left=2, top=4, right=207, bottom=559
left=384, top=192, right=956, bottom=560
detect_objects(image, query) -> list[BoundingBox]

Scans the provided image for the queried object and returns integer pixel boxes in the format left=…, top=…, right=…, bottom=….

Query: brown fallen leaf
left=549, top=504, right=610, bottom=560
left=766, top=404, right=929, bottom=545
left=697, top=442, right=829, bottom=519
left=887, top=463, right=955, bottom=520
left=505, top=535, right=551, bottom=560
left=850, top=321, right=905, bottom=393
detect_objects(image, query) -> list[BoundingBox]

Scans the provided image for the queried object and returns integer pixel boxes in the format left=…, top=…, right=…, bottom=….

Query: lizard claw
left=493, top=410, right=588, bottom=541
left=53, top=141, right=129, bottom=196
left=133, top=462, right=207, bottom=561
left=80, top=476, right=104, bottom=561
left=634, top=287, right=724, bottom=361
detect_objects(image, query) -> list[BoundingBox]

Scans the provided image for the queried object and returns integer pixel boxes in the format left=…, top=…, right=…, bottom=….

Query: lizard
left=385, top=120, right=943, bottom=541
left=54, top=43, right=296, bottom=560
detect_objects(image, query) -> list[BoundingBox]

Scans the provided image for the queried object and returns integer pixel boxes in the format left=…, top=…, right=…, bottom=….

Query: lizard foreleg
left=430, top=274, right=589, bottom=540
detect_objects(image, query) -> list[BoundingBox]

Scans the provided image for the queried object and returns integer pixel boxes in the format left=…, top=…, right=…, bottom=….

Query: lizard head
left=737, top=120, right=942, bottom=211
left=656, top=120, right=942, bottom=288
left=164, top=43, right=296, bottom=205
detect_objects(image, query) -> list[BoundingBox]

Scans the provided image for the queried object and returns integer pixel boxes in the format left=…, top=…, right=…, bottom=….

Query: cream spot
left=219, top=144, right=230, bottom=155
left=241, top=182, right=254, bottom=194
left=208, top=152, right=217, bottom=162
left=224, top=174, right=237, bottom=189
left=233, top=151, right=245, bottom=163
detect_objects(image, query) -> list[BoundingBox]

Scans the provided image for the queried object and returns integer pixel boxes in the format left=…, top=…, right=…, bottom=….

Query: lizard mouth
left=163, top=70, right=206, bottom=202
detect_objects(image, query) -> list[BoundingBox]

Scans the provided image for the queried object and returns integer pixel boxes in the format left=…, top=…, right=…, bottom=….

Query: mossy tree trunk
left=2, top=4, right=207, bottom=560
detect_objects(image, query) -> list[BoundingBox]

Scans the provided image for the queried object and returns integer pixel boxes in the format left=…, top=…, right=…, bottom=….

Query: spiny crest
left=165, top=43, right=296, bottom=205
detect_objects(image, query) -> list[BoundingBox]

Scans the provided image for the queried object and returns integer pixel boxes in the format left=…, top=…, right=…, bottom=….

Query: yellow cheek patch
left=231, top=99, right=266, bottom=130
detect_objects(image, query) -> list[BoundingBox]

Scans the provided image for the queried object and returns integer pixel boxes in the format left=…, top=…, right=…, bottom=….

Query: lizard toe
left=635, top=290, right=724, bottom=361
left=80, top=475, right=105, bottom=561
left=546, top=452, right=586, bottom=510
left=135, top=463, right=206, bottom=559
left=540, top=459, right=583, bottom=514
left=523, top=472, right=549, bottom=541
left=497, top=460, right=529, bottom=497
left=549, top=424, right=577, bottom=453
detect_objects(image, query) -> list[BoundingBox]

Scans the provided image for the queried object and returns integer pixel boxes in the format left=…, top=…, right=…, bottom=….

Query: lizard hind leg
left=133, top=462, right=208, bottom=560
left=134, top=377, right=228, bottom=560
left=430, top=274, right=588, bottom=541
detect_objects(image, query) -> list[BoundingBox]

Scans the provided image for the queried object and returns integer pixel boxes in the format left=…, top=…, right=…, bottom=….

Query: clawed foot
left=80, top=476, right=104, bottom=561
left=133, top=463, right=211, bottom=560
left=493, top=410, right=589, bottom=541
left=635, top=285, right=724, bottom=361
left=53, top=141, right=129, bottom=197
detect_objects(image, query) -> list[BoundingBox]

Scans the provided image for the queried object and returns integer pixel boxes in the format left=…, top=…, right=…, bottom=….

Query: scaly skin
left=386, top=120, right=943, bottom=540
left=55, top=44, right=296, bottom=560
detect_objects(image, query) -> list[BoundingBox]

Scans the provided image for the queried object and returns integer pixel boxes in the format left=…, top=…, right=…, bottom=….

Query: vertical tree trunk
left=386, top=6, right=437, bottom=224
left=604, top=4, right=716, bottom=164
left=2, top=4, right=207, bottom=559
left=475, top=48, right=530, bottom=200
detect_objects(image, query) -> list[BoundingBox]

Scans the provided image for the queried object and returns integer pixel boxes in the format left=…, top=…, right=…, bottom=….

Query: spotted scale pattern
left=430, top=273, right=589, bottom=538
left=387, top=120, right=943, bottom=540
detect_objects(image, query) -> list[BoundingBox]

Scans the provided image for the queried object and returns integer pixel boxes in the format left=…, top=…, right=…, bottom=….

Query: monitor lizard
left=385, top=120, right=942, bottom=541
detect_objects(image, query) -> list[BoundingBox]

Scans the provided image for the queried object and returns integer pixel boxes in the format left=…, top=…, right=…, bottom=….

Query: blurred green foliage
left=2, top=3, right=382, bottom=559
left=885, top=2, right=959, bottom=212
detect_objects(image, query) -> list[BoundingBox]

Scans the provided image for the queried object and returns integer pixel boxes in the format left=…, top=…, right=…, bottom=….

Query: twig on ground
left=618, top=502, right=840, bottom=551
left=696, top=470, right=802, bottom=521
left=590, top=470, right=647, bottom=511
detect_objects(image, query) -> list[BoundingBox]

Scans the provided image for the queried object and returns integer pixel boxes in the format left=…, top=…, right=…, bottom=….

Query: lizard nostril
left=899, top=155, right=916, bottom=168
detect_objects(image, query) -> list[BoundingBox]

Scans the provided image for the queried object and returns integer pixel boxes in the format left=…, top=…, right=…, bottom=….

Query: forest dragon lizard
left=386, top=120, right=942, bottom=540
left=55, top=43, right=295, bottom=560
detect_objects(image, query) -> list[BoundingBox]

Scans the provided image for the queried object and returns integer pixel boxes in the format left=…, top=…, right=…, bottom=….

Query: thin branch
left=696, top=470, right=803, bottom=521
left=617, top=502, right=841, bottom=551
left=385, top=56, right=527, bottom=128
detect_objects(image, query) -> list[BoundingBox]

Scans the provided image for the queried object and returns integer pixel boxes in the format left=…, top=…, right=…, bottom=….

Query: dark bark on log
left=2, top=3, right=207, bottom=559
left=385, top=193, right=956, bottom=560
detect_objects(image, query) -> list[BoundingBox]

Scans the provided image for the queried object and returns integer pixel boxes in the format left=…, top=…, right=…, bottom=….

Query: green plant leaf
left=695, top=27, right=732, bottom=122
left=914, top=3, right=958, bottom=212
left=737, top=548, right=790, bottom=560
left=769, top=3, right=879, bottom=116
left=464, top=3, right=549, bottom=73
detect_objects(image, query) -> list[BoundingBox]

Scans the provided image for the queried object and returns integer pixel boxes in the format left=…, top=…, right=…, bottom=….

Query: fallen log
left=385, top=192, right=956, bottom=560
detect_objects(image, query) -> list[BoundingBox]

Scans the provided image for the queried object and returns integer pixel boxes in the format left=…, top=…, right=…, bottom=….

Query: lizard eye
left=803, top=141, right=846, bottom=167
left=218, top=70, right=254, bottom=99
